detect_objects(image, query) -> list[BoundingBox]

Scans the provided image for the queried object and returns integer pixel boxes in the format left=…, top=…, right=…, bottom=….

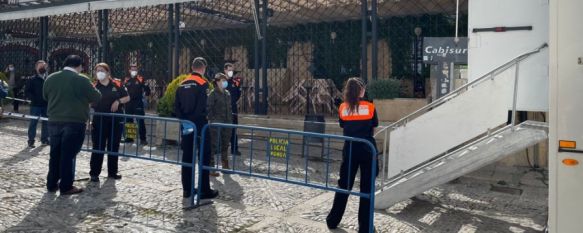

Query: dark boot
left=222, top=159, right=230, bottom=170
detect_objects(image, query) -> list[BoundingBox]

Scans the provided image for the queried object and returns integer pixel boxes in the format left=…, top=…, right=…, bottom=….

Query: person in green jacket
left=207, top=73, right=232, bottom=175
left=43, top=55, right=101, bottom=195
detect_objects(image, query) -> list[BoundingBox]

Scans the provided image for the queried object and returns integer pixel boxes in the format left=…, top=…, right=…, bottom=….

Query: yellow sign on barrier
left=125, top=123, right=137, bottom=139
left=269, top=137, right=289, bottom=158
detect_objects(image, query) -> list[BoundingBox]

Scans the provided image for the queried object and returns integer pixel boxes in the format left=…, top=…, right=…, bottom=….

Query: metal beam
left=97, top=10, right=103, bottom=61
left=40, top=16, right=48, bottom=61
left=174, top=3, right=181, bottom=77
left=254, top=0, right=261, bottom=115
left=101, top=9, right=109, bottom=63
left=0, top=0, right=196, bottom=21
left=361, top=0, right=368, bottom=83
left=184, top=5, right=252, bottom=24
left=261, top=0, right=268, bottom=115
left=371, top=0, right=378, bottom=81
left=168, top=3, right=174, bottom=81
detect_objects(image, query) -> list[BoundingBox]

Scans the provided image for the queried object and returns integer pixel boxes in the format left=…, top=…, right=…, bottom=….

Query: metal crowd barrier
left=3, top=111, right=378, bottom=230
left=83, top=112, right=198, bottom=207
left=196, top=123, right=378, bottom=232
left=2, top=111, right=199, bottom=208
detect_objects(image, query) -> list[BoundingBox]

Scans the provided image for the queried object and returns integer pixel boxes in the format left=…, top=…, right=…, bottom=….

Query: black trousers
left=90, top=115, right=123, bottom=177
left=181, top=121, right=212, bottom=196
left=11, top=87, right=20, bottom=112
left=125, top=106, right=147, bottom=141
left=327, top=141, right=377, bottom=233
left=230, top=114, right=239, bottom=153
left=47, top=122, right=86, bottom=192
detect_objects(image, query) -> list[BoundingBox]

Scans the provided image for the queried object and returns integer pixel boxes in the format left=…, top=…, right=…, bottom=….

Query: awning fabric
left=0, top=0, right=196, bottom=21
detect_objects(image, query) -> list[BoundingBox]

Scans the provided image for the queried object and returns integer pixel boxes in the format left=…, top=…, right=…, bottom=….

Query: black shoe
left=326, top=216, right=339, bottom=230
left=122, top=138, right=134, bottom=143
left=47, top=187, right=58, bottom=193
left=61, top=186, right=84, bottom=195
left=108, top=174, right=122, bottom=180
left=90, top=176, right=100, bottom=182
left=140, top=140, right=148, bottom=146
left=183, top=191, right=191, bottom=198
left=232, top=150, right=242, bottom=156
left=41, top=141, right=49, bottom=146
left=200, top=190, right=219, bottom=199
left=28, top=141, right=35, bottom=148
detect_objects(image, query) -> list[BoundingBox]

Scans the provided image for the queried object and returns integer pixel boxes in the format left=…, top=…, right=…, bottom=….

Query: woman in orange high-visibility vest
left=327, top=77, right=378, bottom=233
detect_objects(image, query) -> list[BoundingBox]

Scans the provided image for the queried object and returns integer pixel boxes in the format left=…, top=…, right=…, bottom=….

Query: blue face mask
left=221, top=81, right=228, bottom=89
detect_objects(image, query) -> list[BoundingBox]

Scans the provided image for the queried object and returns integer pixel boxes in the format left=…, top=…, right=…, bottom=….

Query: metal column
left=261, top=0, right=269, bottom=115
left=360, top=0, right=368, bottom=82
left=101, top=10, right=109, bottom=63
left=371, top=0, right=378, bottom=81
left=97, top=11, right=103, bottom=61
left=40, top=16, right=48, bottom=61
left=253, top=0, right=261, bottom=114
left=168, top=4, right=174, bottom=80
left=174, top=3, right=181, bottom=77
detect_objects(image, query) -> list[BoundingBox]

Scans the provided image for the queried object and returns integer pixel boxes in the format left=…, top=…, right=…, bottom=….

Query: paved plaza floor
left=0, top=117, right=547, bottom=232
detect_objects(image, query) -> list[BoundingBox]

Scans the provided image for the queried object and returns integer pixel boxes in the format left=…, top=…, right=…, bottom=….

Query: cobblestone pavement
left=0, top=118, right=548, bottom=233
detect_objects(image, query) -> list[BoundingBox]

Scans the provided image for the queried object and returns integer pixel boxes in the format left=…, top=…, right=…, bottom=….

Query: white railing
left=375, top=43, right=548, bottom=187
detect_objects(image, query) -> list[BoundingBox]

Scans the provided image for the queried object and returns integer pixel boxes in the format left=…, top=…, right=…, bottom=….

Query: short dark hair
left=224, top=63, right=233, bottom=70
left=63, top=55, right=83, bottom=68
left=192, top=57, right=207, bottom=70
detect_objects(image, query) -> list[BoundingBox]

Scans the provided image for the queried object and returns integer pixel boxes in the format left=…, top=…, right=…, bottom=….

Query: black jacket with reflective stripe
left=174, top=73, right=209, bottom=124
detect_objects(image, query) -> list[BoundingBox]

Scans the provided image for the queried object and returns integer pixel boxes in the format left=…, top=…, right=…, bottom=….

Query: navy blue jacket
left=25, top=74, right=48, bottom=107
left=174, top=72, right=209, bottom=125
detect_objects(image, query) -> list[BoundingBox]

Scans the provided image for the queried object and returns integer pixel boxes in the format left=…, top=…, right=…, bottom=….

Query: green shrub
left=156, top=74, right=214, bottom=117
left=0, top=72, right=7, bottom=83
left=367, top=79, right=401, bottom=100
left=157, top=74, right=189, bottom=117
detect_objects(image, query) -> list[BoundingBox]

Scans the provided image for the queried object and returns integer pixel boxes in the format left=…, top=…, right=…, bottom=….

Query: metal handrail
left=375, top=43, right=548, bottom=186
left=378, top=124, right=511, bottom=191
left=374, top=43, right=548, bottom=137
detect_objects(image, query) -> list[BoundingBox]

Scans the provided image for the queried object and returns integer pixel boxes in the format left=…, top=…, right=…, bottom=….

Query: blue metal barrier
left=82, top=112, right=198, bottom=207
left=2, top=111, right=199, bottom=208
left=196, top=123, right=378, bottom=232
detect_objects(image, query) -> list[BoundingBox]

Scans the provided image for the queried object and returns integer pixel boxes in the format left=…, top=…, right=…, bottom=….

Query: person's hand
left=111, top=100, right=120, bottom=112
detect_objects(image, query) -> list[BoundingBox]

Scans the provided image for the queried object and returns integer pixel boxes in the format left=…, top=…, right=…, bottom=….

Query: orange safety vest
left=181, top=74, right=207, bottom=85
left=338, top=101, right=375, bottom=121
left=124, top=75, right=144, bottom=84
left=93, top=78, right=122, bottom=88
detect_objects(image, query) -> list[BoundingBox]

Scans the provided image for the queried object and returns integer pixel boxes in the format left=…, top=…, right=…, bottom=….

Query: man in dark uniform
left=224, top=63, right=242, bottom=155
left=90, top=63, right=130, bottom=182
left=26, top=60, right=49, bottom=148
left=175, top=57, right=219, bottom=199
left=123, top=64, right=150, bottom=145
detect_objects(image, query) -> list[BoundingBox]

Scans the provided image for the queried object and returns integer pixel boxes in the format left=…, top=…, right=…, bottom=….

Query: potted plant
left=367, top=79, right=427, bottom=122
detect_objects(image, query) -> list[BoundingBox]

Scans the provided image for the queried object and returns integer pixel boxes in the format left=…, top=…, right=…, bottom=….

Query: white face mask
left=96, top=71, right=107, bottom=81
left=130, top=71, right=138, bottom=77
left=227, top=70, right=234, bottom=78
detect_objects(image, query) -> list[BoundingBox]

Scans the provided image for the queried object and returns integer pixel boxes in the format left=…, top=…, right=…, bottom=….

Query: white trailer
left=377, top=1, right=583, bottom=232
left=548, top=0, right=583, bottom=232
